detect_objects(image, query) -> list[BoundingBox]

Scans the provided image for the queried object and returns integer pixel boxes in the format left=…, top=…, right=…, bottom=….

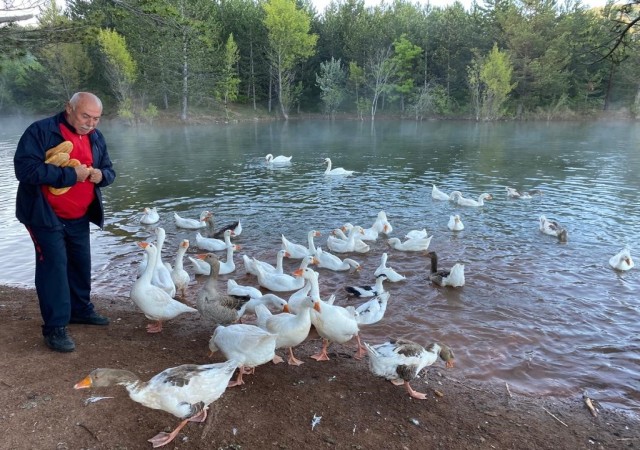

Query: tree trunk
left=181, top=27, right=188, bottom=121
left=603, top=61, right=616, bottom=111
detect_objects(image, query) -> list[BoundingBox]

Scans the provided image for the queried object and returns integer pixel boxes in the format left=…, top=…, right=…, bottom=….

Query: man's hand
left=74, top=164, right=91, bottom=182
left=88, top=168, right=102, bottom=184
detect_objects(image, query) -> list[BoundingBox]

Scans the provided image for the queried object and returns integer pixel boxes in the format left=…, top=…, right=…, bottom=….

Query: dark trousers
left=26, top=216, right=95, bottom=335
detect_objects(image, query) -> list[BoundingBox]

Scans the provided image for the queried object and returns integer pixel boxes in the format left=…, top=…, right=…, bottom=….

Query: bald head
left=65, top=92, right=102, bottom=135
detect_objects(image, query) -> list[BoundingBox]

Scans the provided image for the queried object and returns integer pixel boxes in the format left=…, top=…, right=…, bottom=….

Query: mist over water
left=2, top=118, right=639, bottom=413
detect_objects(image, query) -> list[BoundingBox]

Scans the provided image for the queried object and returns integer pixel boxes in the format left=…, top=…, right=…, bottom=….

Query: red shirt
left=44, top=123, right=96, bottom=219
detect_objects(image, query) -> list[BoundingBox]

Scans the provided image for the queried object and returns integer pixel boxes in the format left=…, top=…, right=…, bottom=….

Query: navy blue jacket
left=14, top=112, right=116, bottom=229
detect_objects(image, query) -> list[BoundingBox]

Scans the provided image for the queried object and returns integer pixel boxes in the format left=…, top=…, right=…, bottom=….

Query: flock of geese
left=75, top=155, right=635, bottom=448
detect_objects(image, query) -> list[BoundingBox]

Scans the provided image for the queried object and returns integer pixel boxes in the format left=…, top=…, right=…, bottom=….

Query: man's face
left=65, top=97, right=102, bottom=135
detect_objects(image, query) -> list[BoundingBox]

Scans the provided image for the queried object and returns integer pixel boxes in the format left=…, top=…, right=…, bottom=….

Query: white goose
left=506, top=187, right=542, bottom=199
left=331, top=225, right=371, bottom=252
left=448, top=214, right=464, bottom=231
left=174, top=210, right=211, bottom=229
left=364, top=340, right=454, bottom=400
left=288, top=267, right=320, bottom=311
left=195, top=229, right=234, bottom=252
left=288, top=267, right=336, bottom=313
left=349, top=211, right=393, bottom=241
left=130, top=242, right=197, bottom=333
left=609, top=247, right=634, bottom=271
left=324, top=157, right=354, bottom=176
left=254, top=260, right=305, bottom=292
left=152, top=227, right=176, bottom=298
left=388, top=235, right=433, bottom=252
left=243, top=249, right=288, bottom=276
left=355, top=291, right=390, bottom=325
left=289, top=269, right=363, bottom=360
left=281, top=230, right=320, bottom=259
left=327, top=225, right=369, bottom=253
left=431, top=184, right=451, bottom=201
left=374, top=252, right=406, bottom=282
left=255, top=297, right=320, bottom=366
left=453, top=192, right=493, bottom=207
left=164, top=239, right=190, bottom=300
left=309, top=294, right=363, bottom=361
left=315, top=246, right=361, bottom=272
left=539, top=215, right=568, bottom=242
left=227, top=279, right=263, bottom=299
left=405, top=228, right=428, bottom=240
left=345, top=274, right=388, bottom=298
left=140, top=206, right=160, bottom=224
left=265, top=153, right=292, bottom=165
left=242, top=293, right=288, bottom=318
left=211, top=242, right=239, bottom=275
left=208, top=324, right=277, bottom=387
left=188, top=255, right=211, bottom=276
left=427, top=251, right=465, bottom=287
left=74, top=360, right=237, bottom=448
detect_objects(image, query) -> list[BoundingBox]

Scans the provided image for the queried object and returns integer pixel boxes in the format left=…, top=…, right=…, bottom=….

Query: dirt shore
left=0, top=285, right=637, bottom=450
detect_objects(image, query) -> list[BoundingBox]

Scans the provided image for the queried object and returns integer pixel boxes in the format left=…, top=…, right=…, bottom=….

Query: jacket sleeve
left=92, top=130, right=116, bottom=188
left=14, top=123, right=78, bottom=188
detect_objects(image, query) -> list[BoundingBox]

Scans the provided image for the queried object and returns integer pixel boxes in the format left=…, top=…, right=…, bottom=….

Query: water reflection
left=1, top=118, right=639, bottom=413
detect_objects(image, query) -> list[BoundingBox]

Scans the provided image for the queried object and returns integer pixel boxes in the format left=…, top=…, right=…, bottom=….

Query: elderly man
left=14, top=92, right=116, bottom=352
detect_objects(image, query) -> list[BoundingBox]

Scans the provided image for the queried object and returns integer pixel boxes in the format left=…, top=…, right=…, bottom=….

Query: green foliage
left=215, top=33, right=241, bottom=118
left=1, top=0, right=639, bottom=119
left=97, top=28, right=137, bottom=104
left=316, top=57, right=346, bottom=118
left=263, top=0, right=318, bottom=118
left=117, top=97, right=135, bottom=125
left=391, top=35, right=423, bottom=111
left=408, top=83, right=450, bottom=120
left=142, top=102, right=159, bottom=124
left=480, top=43, right=515, bottom=120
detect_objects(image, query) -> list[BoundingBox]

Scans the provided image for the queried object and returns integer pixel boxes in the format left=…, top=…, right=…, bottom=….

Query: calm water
left=1, top=117, right=639, bottom=412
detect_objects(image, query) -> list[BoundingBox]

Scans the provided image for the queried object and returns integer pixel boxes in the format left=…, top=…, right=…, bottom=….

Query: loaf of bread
left=45, top=141, right=73, bottom=159
left=45, top=142, right=77, bottom=195
left=45, top=152, right=70, bottom=166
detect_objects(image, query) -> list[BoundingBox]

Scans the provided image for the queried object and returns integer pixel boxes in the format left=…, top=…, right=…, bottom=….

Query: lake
left=1, top=117, right=639, bottom=413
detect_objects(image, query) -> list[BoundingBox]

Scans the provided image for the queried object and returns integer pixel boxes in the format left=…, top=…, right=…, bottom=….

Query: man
left=14, top=92, right=116, bottom=353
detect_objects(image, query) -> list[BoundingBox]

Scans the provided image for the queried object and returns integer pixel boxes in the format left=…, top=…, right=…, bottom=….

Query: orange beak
left=138, top=241, right=149, bottom=249
left=313, top=301, right=321, bottom=312
left=73, top=375, right=92, bottom=389
left=283, top=304, right=290, bottom=313
left=293, top=268, right=304, bottom=277
left=196, top=254, right=207, bottom=260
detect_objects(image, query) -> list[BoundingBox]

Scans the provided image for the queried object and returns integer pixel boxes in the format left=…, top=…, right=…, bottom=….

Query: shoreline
left=1, top=284, right=638, bottom=449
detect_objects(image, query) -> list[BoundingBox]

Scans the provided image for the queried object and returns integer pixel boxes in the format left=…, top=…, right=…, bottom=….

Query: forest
left=1, top=0, right=639, bottom=121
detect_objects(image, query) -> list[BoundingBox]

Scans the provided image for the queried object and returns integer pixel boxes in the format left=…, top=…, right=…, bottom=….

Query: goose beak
left=313, top=301, right=322, bottom=312
left=74, top=376, right=92, bottom=389
left=293, top=268, right=304, bottom=277
left=283, top=304, right=290, bottom=313
left=196, top=254, right=207, bottom=260
left=138, top=241, right=149, bottom=249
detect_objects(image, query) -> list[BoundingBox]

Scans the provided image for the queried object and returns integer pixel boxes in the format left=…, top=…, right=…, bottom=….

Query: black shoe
left=44, top=327, right=75, bottom=352
left=69, top=312, right=110, bottom=326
